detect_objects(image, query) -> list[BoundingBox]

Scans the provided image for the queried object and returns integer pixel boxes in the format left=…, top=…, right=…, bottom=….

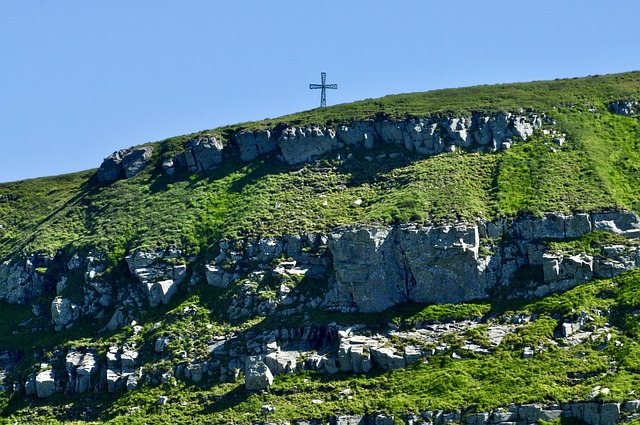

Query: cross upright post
left=309, top=72, right=338, bottom=107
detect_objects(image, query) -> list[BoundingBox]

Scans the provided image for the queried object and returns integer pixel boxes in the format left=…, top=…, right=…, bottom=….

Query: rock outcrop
left=51, top=297, right=80, bottom=331
left=244, top=356, right=273, bottom=390
left=233, top=111, right=543, bottom=166
left=163, top=133, right=224, bottom=175
left=97, top=146, right=153, bottom=182
left=609, top=100, right=638, bottom=116
left=125, top=249, right=187, bottom=308
left=65, top=350, right=98, bottom=394
left=323, top=211, right=640, bottom=312
left=0, top=256, right=46, bottom=305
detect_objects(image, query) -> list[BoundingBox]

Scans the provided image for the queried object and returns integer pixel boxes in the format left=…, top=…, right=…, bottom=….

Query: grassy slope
left=0, top=71, right=640, bottom=423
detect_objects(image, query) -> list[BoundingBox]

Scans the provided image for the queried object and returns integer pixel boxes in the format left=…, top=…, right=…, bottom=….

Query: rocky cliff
left=2, top=73, right=640, bottom=424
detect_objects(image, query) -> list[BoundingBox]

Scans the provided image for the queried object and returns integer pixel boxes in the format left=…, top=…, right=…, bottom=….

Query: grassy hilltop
left=0, top=71, right=640, bottom=424
left=2, top=72, right=640, bottom=261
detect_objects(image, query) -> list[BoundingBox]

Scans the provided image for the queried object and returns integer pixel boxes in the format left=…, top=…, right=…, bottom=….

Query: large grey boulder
left=146, top=280, right=178, bottom=308
left=244, top=356, right=273, bottom=390
left=97, top=146, right=153, bottom=182
left=97, top=149, right=127, bottom=182
left=125, top=250, right=186, bottom=308
left=370, top=346, right=406, bottom=370
left=205, top=265, right=234, bottom=288
left=264, top=351, right=299, bottom=375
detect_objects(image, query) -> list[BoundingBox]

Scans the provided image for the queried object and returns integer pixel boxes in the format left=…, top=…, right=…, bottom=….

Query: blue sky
left=1, top=0, right=639, bottom=183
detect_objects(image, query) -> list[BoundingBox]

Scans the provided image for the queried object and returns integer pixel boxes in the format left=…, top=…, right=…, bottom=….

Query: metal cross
left=309, top=72, right=338, bottom=107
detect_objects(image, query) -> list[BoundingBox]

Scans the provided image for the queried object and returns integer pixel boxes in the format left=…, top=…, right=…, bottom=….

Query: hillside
left=0, top=72, right=640, bottom=424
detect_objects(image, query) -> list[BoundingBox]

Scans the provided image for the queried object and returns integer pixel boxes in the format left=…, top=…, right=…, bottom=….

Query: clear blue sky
left=1, top=0, right=639, bottom=183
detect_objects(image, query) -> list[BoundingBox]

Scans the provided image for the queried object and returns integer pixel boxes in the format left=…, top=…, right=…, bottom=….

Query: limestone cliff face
left=323, top=212, right=640, bottom=312
left=2, top=211, right=640, bottom=322
left=326, top=225, right=486, bottom=312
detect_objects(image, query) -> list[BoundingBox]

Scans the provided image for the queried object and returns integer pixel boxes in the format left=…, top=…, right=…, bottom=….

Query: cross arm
left=325, top=84, right=338, bottom=89
left=309, top=84, right=323, bottom=89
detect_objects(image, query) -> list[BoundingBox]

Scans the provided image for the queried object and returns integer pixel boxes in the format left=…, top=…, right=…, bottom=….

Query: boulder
left=264, top=351, right=299, bottom=375
left=97, top=149, right=127, bottom=182
left=121, top=350, right=138, bottom=370
left=35, top=370, right=55, bottom=398
left=370, top=346, right=406, bottom=370
left=24, top=374, right=36, bottom=396
left=97, top=146, right=153, bottom=182
left=244, top=356, right=273, bottom=391
left=146, top=279, right=178, bottom=308
left=205, top=265, right=233, bottom=288
left=155, top=336, right=170, bottom=353
left=609, top=100, right=638, bottom=116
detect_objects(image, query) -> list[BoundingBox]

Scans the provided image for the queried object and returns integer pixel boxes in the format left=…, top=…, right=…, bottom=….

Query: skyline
left=1, top=0, right=640, bottom=182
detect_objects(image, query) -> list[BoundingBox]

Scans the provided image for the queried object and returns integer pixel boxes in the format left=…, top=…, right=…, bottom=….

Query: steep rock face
left=325, top=224, right=488, bottom=312
left=323, top=211, right=640, bottom=312
left=0, top=257, right=46, bottom=305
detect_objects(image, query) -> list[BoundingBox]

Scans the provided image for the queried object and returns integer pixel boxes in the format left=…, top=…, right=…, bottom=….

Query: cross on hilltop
left=309, top=72, right=338, bottom=107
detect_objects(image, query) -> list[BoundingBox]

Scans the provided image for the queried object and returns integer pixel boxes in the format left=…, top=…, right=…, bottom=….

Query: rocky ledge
left=97, top=99, right=637, bottom=183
